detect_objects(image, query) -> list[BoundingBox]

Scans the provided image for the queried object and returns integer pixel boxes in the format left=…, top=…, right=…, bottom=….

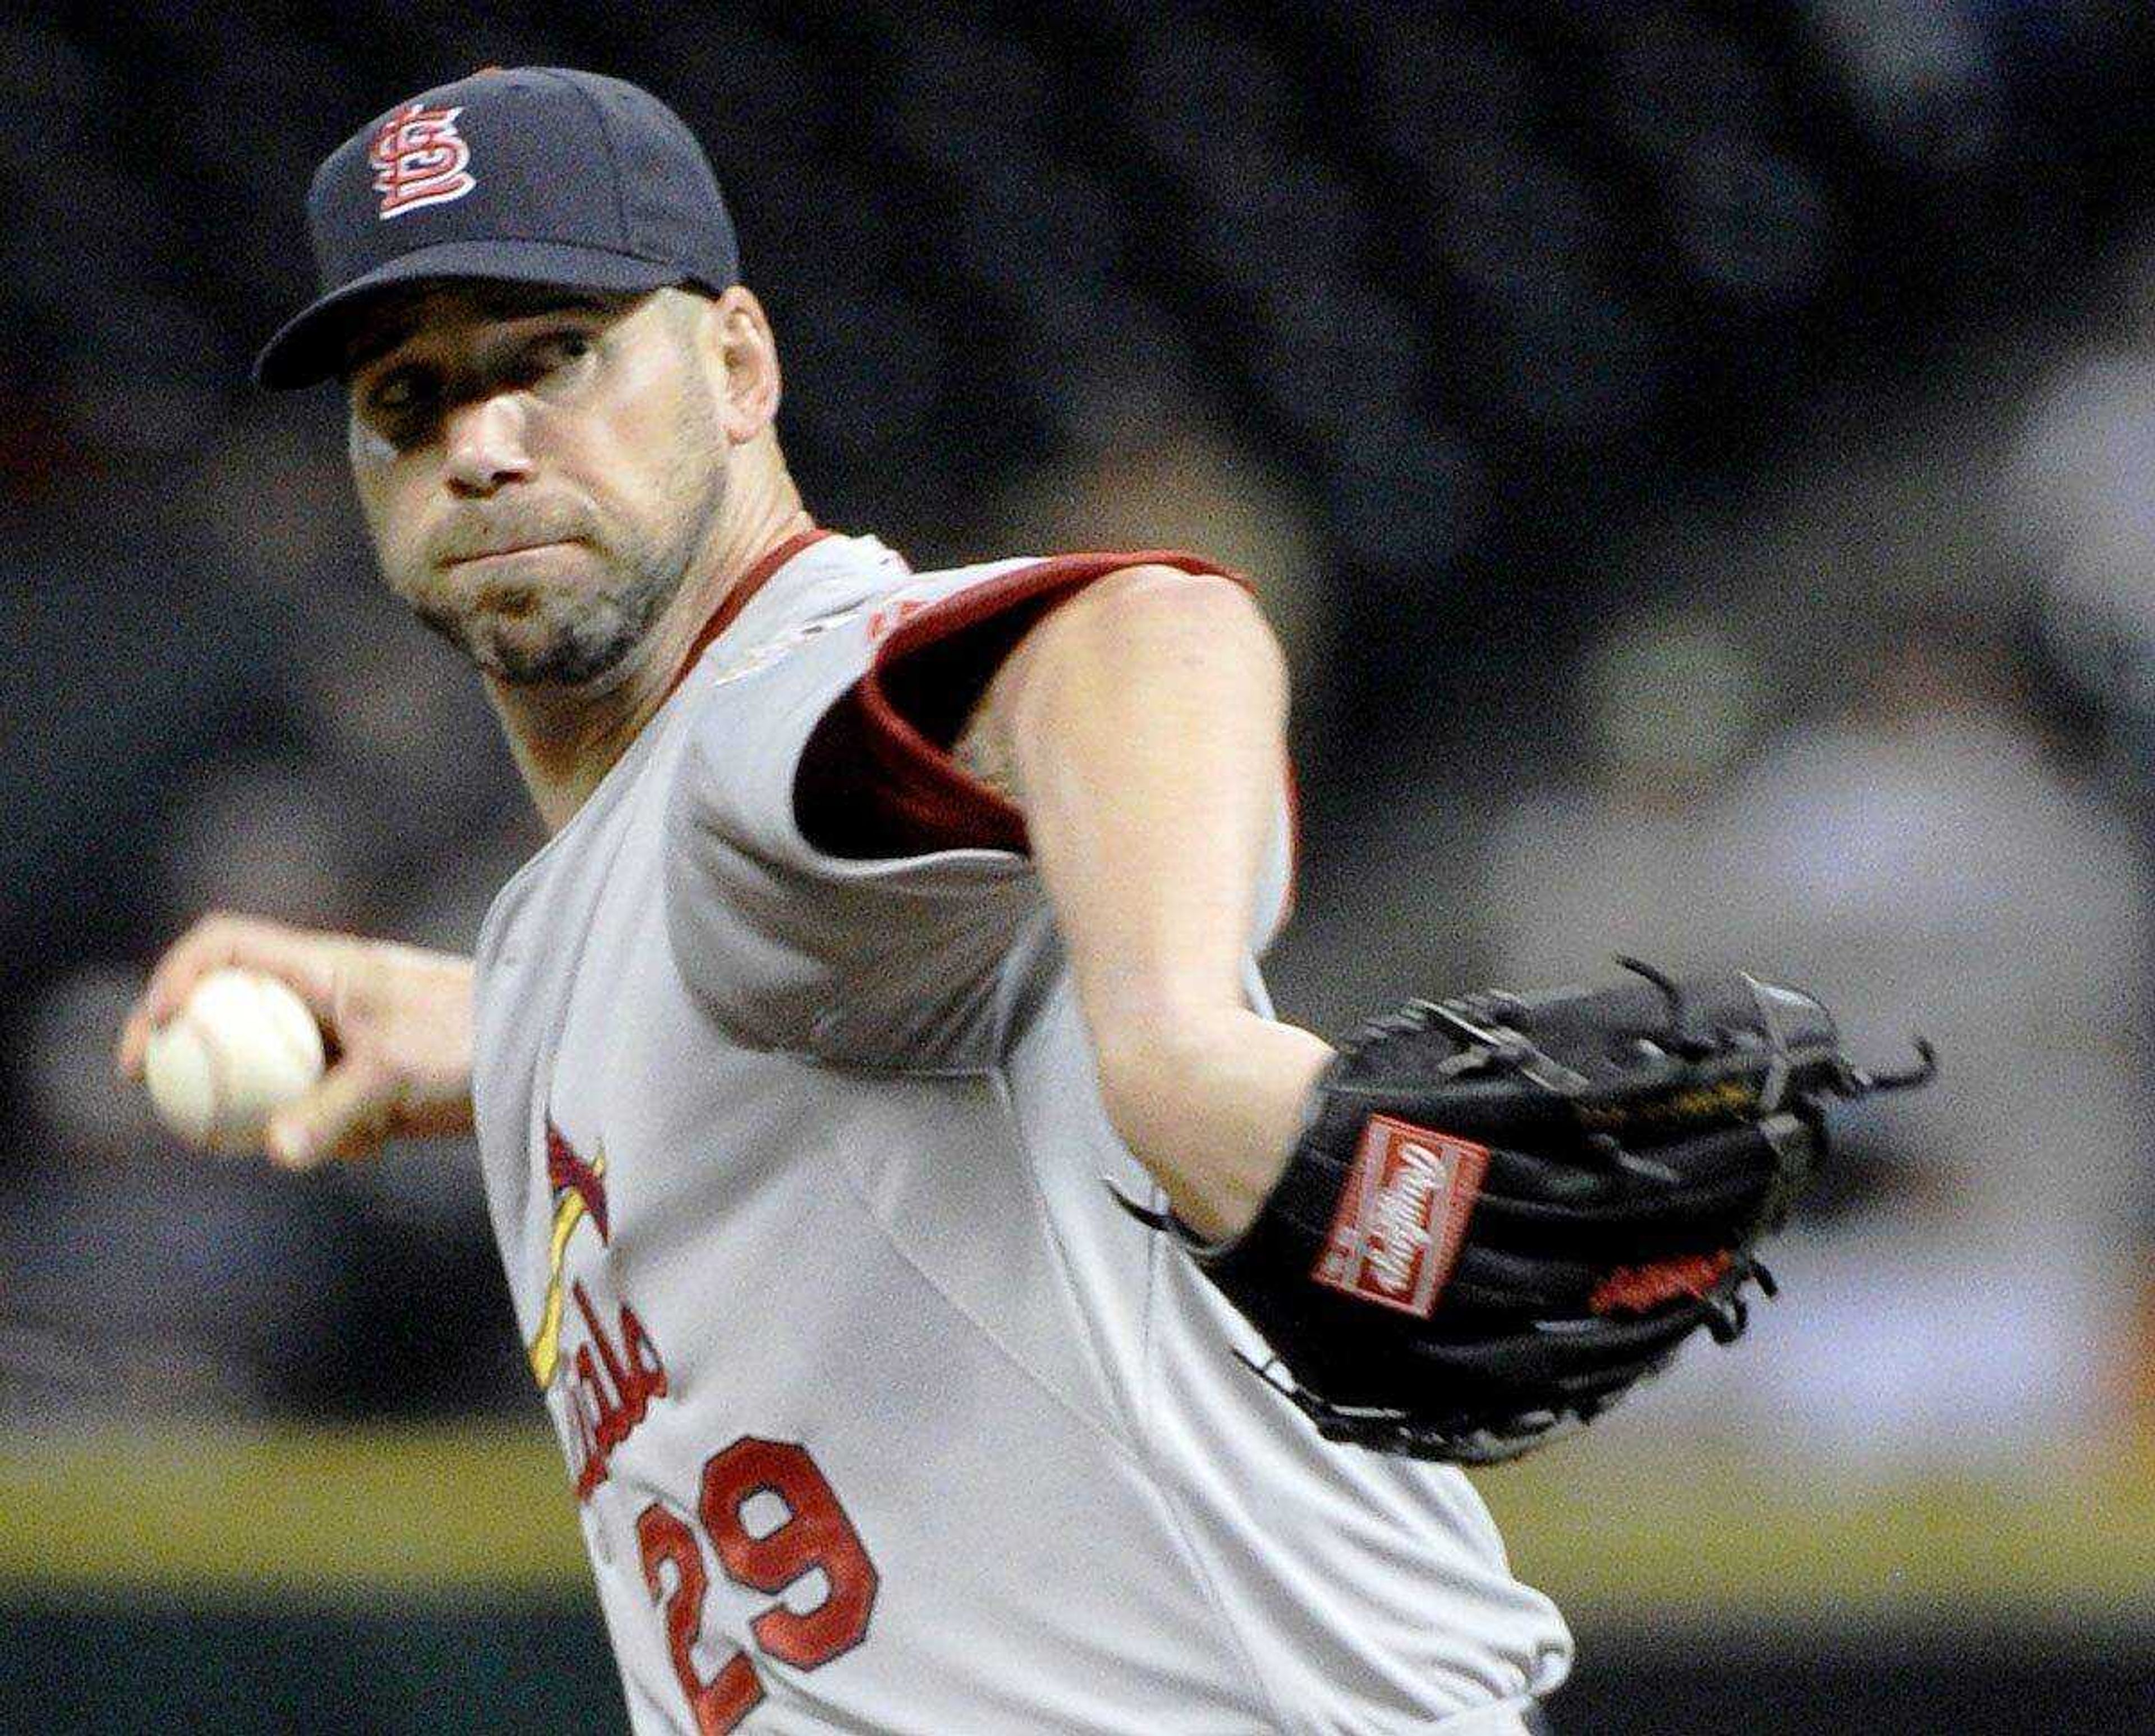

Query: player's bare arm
left=115, top=913, right=475, bottom=1169
left=973, top=563, right=1334, bottom=1242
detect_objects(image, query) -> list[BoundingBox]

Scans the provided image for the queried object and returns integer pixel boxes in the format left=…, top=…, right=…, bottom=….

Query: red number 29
left=636, top=1437, right=880, bottom=1734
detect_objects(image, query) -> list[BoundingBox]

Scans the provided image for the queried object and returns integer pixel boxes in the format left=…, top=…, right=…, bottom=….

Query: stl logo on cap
left=369, top=99, right=477, bottom=219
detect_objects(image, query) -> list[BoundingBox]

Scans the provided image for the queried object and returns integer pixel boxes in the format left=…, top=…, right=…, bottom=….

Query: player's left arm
left=965, top=563, right=1332, bottom=1242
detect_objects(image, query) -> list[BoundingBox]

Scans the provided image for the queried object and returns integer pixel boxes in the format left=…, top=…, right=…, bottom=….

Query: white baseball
left=143, top=967, right=327, bottom=1152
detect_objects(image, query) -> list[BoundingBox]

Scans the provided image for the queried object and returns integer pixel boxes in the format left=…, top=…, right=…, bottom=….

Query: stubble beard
left=409, top=396, right=730, bottom=691
left=413, top=523, right=696, bottom=689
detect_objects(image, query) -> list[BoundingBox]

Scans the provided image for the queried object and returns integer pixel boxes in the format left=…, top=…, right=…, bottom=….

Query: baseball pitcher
left=119, top=69, right=1927, bottom=1735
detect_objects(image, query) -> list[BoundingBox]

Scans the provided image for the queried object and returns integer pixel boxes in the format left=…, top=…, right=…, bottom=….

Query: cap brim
left=253, top=239, right=689, bottom=389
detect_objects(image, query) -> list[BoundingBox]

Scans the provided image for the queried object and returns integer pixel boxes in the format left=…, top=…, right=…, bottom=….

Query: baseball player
left=120, top=67, right=1915, bottom=1735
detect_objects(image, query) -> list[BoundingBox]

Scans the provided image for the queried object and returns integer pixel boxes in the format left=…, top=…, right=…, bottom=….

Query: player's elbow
left=1092, top=1010, right=1226, bottom=1191
left=1091, top=1003, right=1327, bottom=1242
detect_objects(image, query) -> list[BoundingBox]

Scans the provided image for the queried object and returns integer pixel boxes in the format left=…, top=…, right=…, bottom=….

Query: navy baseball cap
left=254, top=67, right=739, bottom=389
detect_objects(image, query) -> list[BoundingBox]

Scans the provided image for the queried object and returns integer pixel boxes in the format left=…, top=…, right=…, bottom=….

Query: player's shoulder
left=680, top=534, right=1243, bottom=710
left=683, top=534, right=1029, bottom=690
left=659, top=539, right=1037, bottom=828
left=846, top=545, right=1252, bottom=663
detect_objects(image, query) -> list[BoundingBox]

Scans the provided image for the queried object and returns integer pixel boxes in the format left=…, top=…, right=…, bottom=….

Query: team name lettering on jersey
left=566, top=1279, right=670, bottom=1501
left=530, top=1113, right=672, bottom=1500
left=528, top=1115, right=611, bottom=1386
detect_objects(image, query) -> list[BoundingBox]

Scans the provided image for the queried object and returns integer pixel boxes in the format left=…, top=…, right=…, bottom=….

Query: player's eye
left=364, top=367, right=438, bottom=431
left=521, top=330, right=597, bottom=391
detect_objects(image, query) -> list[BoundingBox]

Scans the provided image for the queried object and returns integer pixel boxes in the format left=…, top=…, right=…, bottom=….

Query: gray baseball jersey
left=471, top=530, right=1570, bottom=1735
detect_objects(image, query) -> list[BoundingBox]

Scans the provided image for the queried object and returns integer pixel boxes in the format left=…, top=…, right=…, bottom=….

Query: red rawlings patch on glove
left=1312, top=1115, right=1489, bottom=1318
left=1589, top=1250, right=1735, bottom=1316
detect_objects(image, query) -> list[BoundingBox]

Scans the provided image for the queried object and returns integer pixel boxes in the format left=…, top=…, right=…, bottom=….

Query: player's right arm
left=114, top=912, right=475, bottom=1169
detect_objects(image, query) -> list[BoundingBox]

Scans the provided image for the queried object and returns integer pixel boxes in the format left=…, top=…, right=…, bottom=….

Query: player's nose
left=442, top=393, right=535, bottom=496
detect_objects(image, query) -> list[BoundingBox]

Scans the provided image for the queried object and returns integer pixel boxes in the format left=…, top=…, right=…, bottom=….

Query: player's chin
left=469, top=602, right=644, bottom=689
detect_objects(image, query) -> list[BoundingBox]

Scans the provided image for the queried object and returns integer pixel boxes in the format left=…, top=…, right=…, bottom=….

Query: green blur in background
left=4, top=1427, right=2150, bottom=1732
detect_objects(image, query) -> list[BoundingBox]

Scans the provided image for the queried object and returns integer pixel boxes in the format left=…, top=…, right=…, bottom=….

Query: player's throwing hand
left=115, top=912, right=475, bottom=1169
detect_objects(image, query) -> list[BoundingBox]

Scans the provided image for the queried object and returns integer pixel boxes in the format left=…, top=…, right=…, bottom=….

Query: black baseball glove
left=1119, top=962, right=1932, bottom=1464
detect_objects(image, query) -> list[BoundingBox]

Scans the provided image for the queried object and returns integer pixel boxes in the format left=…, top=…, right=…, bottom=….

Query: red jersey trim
left=663, top=523, right=836, bottom=704
left=853, top=549, right=1251, bottom=855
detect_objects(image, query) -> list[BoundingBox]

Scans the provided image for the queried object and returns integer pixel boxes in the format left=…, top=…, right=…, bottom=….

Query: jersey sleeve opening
left=796, top=549, right=1242, bottom=861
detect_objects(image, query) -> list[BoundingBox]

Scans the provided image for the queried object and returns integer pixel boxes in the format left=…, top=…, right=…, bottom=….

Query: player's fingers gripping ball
left=142, top=967, right=327, bottom=1154
left=1126, top=963, right=1934, bottom=1463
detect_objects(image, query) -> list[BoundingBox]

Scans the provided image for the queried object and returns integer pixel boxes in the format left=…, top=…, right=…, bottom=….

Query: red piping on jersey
left=662, top=523, right=836, bottom=703
left=852, top=549, right=1301, bottom=906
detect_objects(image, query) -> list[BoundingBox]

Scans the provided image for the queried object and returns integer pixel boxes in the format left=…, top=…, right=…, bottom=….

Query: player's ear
left=697, top=284, right=781, bottom=443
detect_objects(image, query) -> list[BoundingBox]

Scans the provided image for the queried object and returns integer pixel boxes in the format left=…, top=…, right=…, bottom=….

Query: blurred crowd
left=7, top=1, right=2155, bottom=1469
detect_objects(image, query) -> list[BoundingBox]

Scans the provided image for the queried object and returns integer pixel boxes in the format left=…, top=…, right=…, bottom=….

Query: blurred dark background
left=6, top=2, right=2155, bottom=1732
